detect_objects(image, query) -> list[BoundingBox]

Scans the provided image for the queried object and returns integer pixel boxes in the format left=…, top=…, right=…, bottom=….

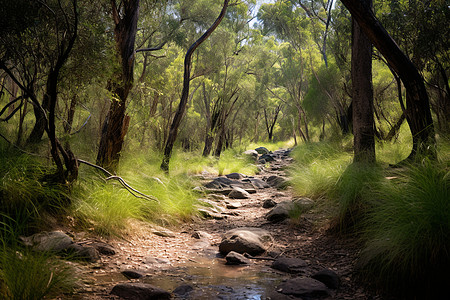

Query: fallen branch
left=77, top=159, right=159, bottom=202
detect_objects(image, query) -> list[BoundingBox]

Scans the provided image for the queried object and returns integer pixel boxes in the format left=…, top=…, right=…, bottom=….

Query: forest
left=0, top=0, right=449, bottom=299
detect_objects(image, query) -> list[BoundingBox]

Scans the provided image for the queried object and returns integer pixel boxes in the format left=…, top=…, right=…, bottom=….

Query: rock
left=173, top=284, right=194, bottom=296
left=121, top=269, right=145, bottom=279
left=208, top=194, right=226, bottom=201
left=266, top=176, right=289, bottom=189
left=66, top=244, right=100, bottom=262
left=276, top=277, right=330, bottom=298
left=258, top=158, right=267, bottom=164
left=260, top=153, right=275, bottom=162
left=192, top=231, right=213, bottom=240
left=263, top=199, right=277, bottom=208
left=21, top=231, right=73, bottom=252
left=243, top=149, right=258, bottom=159
left=225, top=173, right=245, bottom=180
left=110, top=283, right=171, bottom=300
left=198, top=208, right=226, bottom=220
left=271, top=257, right=308, bottom=273
left=266, top=201, right=295, bottom=223
left=91, top=242, right=116, bottom=256
left=255, top=147, right=270, bottom=155
left=152, top=230, right=176, bottom=238
left=293, top=197, right=315, bottom=212
left=248, top=178, right=270, bottom=189
left=204, top=177, right=234, bottom=189
left=225, top=200, right=242, bottom=209
left=219, top=227, right=273, bottom=256
left=145, top=257, right=170, bottom=265
left=228, top=187, right=250, bottom=199
left=312, top=269, right=341, bottom=289
left=225, top=251, right=251, bottom=265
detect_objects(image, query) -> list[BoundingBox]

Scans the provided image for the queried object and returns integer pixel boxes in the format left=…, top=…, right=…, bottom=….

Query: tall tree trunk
left=340, top=0, right=436, bottom=160
left=351, top=0, right=375, bottom=163
left=97, top=0, right=140, bottom=172
left=160, top=0, right=229, bottom=172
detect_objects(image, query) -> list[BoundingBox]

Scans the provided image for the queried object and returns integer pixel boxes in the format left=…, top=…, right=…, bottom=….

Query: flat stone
left=228, top=187, right=250, bottom=199
left=248, top=178, right=270, bottom=189
left=312, top=269, right=341, bottom=289
left=219, top=227, right=272, bottom=256
left=173, top=284, right=194, bottom=296
left=110, top=283, right=171, bottom=300
left=121, top=269, right=145, bottom=279
left=266, top=176, right=289, bottom=189
left=225, top=201, right=242, bottom=209
left=225, top=173, right=245, bottom=180
left=277, top=277, right=330, bottom=298
left=91, top=242, right=116, bottom=256
left=152, top=230, right=176, bottom=238
left=21, top=231, right=73, bottom=252
left=225, top=251, right=251, bottom=265
left=198, top=208, right=226, bottom=220
left=271, top=257, right=308, bottom=273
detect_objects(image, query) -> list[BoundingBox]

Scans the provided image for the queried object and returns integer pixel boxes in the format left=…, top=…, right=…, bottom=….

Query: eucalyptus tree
left=340, top=0, right=436, bottom=160
left=1, top=0, right=80, bottom=182
left=160, top=0, right=230, bottom=172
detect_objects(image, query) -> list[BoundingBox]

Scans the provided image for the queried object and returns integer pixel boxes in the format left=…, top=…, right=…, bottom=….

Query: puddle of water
left=141, top=256, right=285, bottom=299
left=91, top=256, right=286, bottom=299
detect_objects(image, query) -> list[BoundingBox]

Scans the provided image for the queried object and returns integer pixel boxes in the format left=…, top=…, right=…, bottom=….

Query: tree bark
left=351, top=0, right=375, bottom=163
left=160, top=0, right=229, bottom=172
left=340, top=0, right=436, bottom=160
left=97, top=0, right=140, bottom=172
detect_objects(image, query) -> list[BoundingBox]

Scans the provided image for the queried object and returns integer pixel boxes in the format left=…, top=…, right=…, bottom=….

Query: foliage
left=0, top=214, right=75, bottom=300
left=0, top=145, right=69, bottom=232
left=358, top=160, right=450, bottom=298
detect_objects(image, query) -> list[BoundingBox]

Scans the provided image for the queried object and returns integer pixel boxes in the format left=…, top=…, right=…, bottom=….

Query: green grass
left=358, top=160, right=450, bottom=298
left=72, top=146, right=262, bottom=236
left=289, top=141, right=352, bottom=200
left=0, top=214, right=76, bottom=300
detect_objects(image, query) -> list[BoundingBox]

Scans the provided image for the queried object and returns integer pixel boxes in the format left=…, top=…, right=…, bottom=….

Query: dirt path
left=71, top=149, right=380, bottom=299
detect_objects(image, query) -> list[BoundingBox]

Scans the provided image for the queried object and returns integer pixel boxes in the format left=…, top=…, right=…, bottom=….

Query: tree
left=96, top=0, right=140, bottom=172
left=351, top=0, right=374, bottom=163
left=1, top=0, right=80, bottom=182
left=340, top=0, right=436, bottom=160
left=160, top=0, right=230, bottom=172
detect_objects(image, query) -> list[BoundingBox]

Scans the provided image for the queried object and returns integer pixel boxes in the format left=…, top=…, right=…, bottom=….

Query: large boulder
left=219, top=227, right=273, bottom=256
left=276, top=277, right=330, bottom=298
left=110, top=283, right=171, bottom=300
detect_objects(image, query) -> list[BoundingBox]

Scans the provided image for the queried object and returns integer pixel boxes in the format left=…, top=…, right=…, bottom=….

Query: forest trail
left=73, top=149, right=376, bottom=300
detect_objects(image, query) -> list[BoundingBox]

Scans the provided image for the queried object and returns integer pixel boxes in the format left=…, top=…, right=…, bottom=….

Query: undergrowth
left=358, top=160, right=450, bottom=298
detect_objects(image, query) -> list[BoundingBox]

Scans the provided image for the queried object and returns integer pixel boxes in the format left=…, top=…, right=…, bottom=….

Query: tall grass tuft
left=331, top=162, right=384, bottom=232
left=358, top=160, right=450, bottom=298
left=0, top=215, right=76, bottom=299
left=289, top=142, right=352, bottom=200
